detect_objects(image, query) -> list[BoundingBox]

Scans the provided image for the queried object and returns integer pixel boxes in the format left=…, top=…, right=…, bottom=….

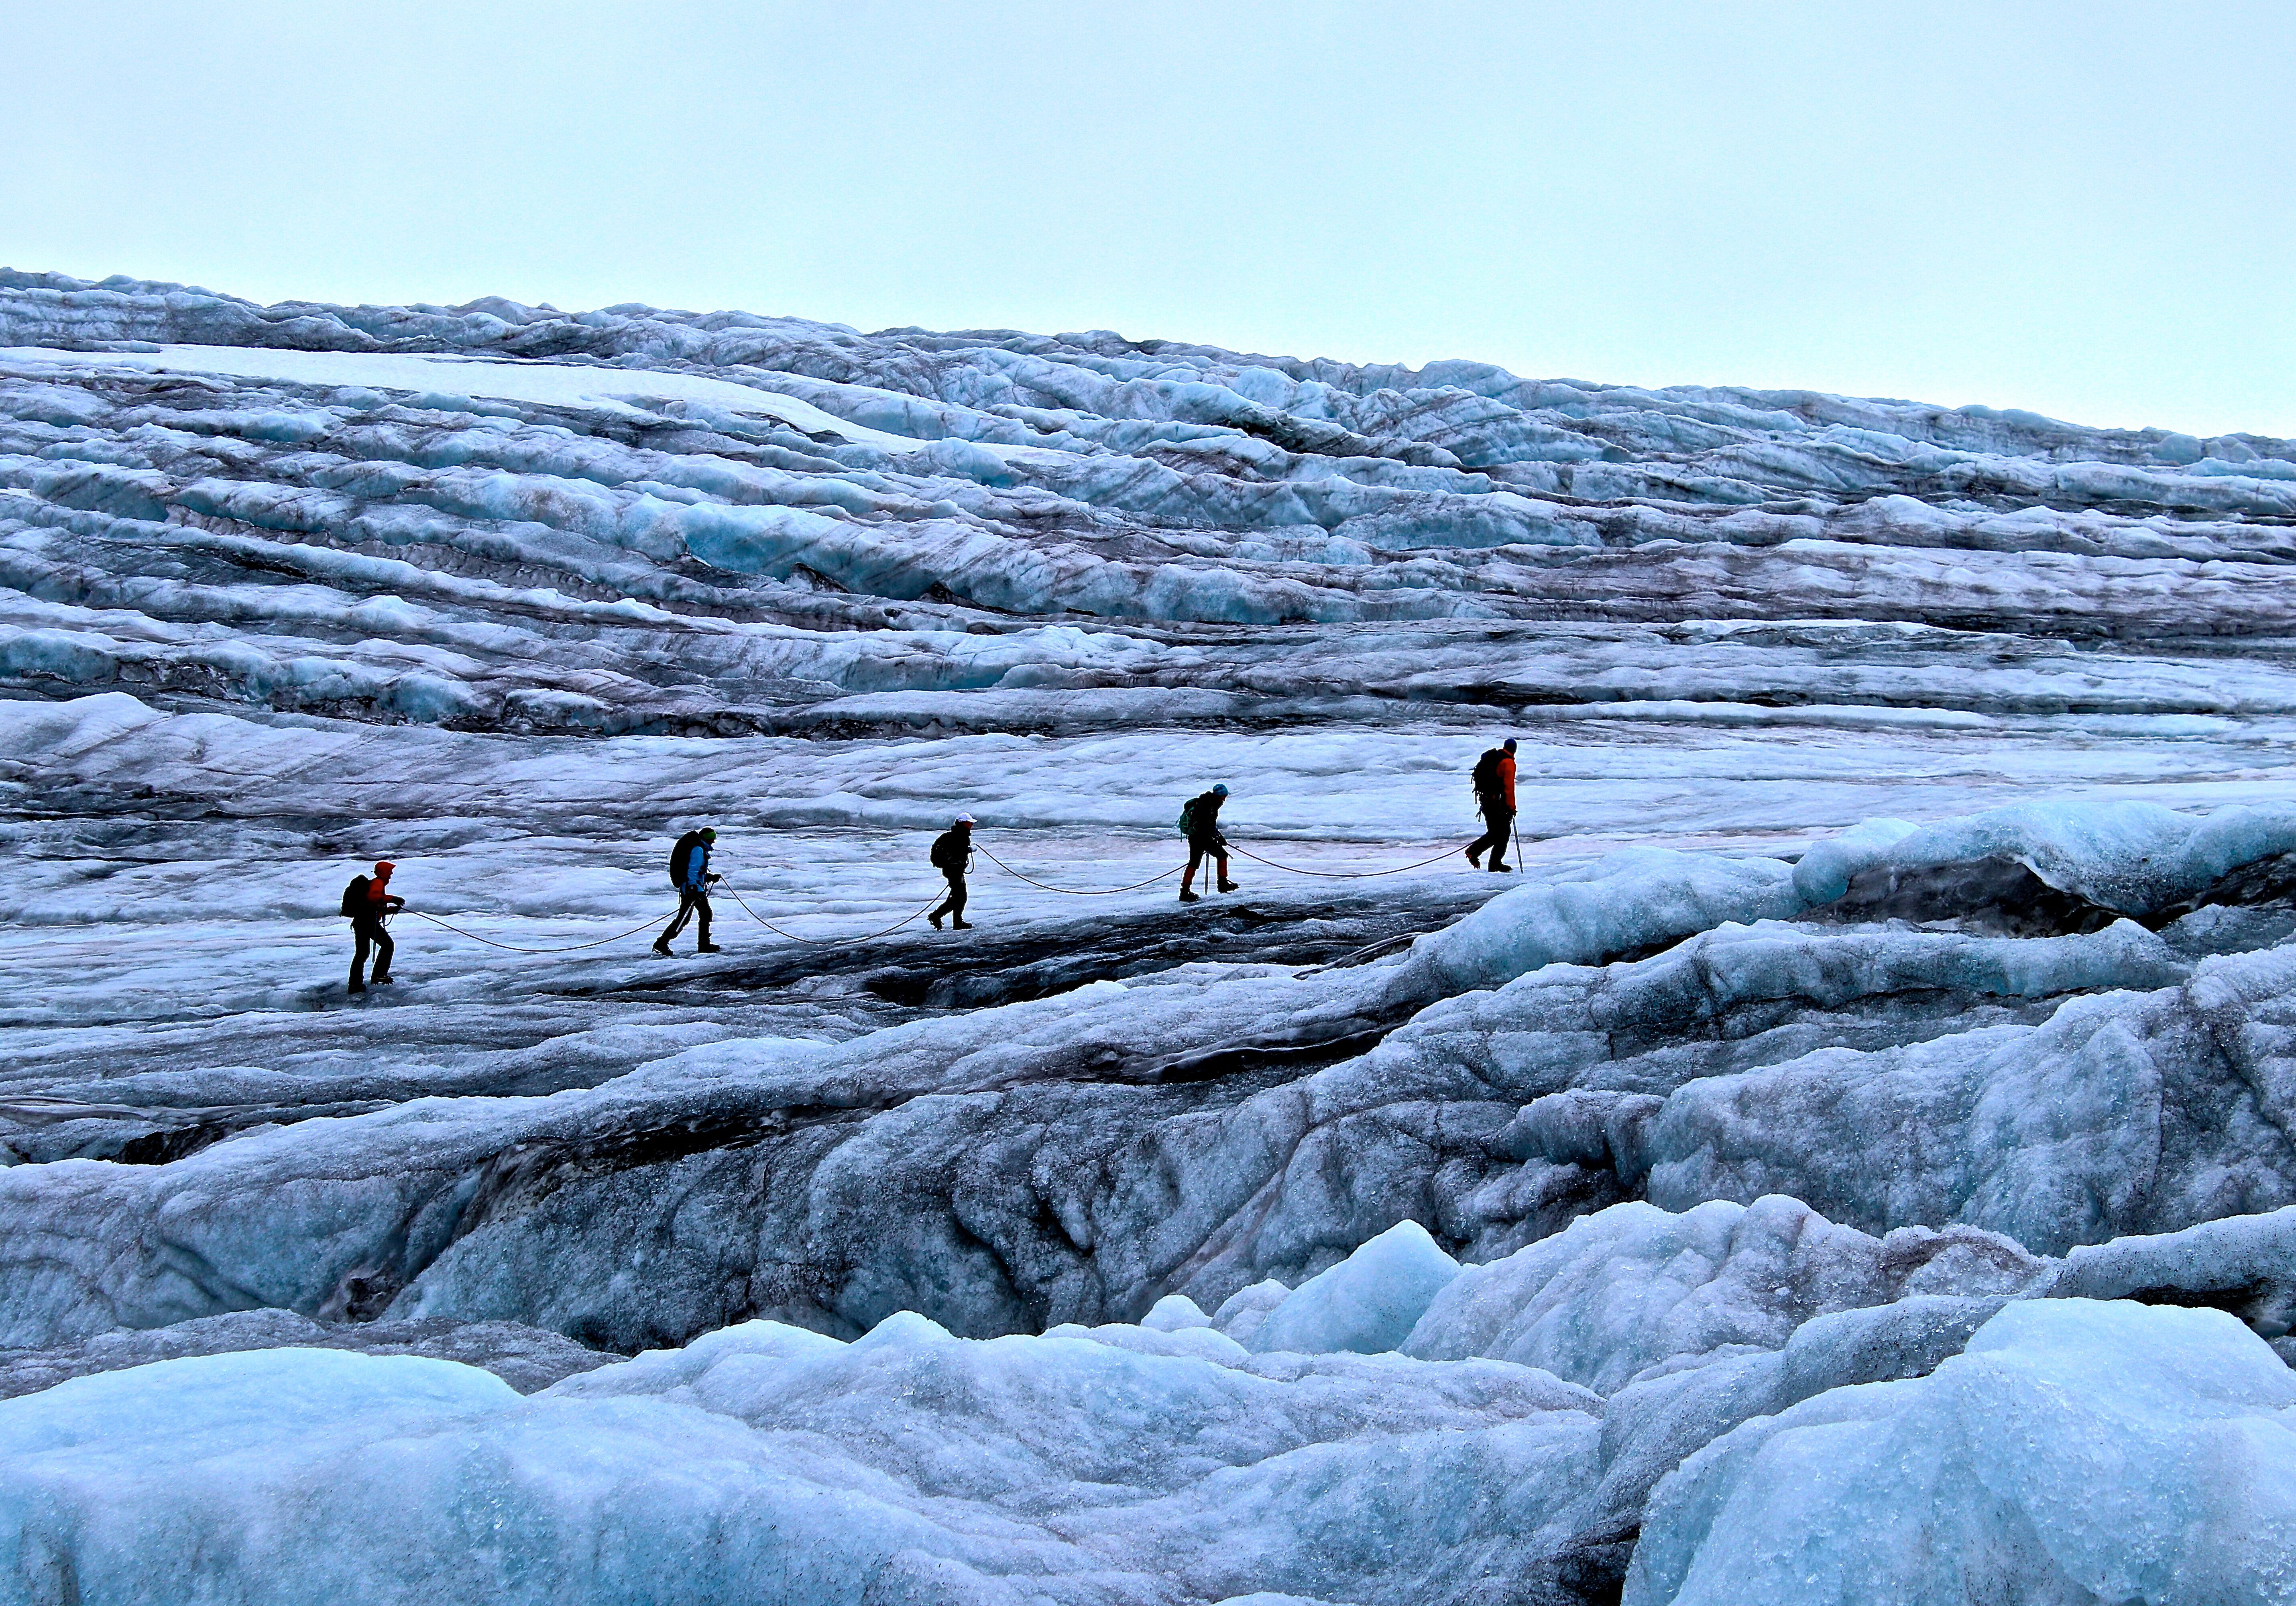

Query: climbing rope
left=1292, top=929, right=1425, bottom=978
left=715, top=876, right=945, bottom=946
left=1225, top=842, right=1470, bottom=879
left=407, top=909, right=670, bottom=954
left=391, top=833, right=1482, bottom=958
left=974, top=846, right=1183, bottom=895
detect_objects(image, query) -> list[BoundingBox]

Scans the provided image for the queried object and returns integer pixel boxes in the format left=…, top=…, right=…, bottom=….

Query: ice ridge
left=2, top=270, right=2293, bottom=739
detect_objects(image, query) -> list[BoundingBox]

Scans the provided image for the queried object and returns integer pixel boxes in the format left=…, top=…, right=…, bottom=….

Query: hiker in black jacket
left=929, top=815, right=975, bottom=929
left=1178, top=784, right=1236, bottom=904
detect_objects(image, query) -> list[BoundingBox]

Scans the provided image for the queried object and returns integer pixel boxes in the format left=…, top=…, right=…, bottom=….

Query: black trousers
left=664, top=886, right=712, bottom=944
left=931, top=870, right=967, bottom=923
left=350, top=917, right=393, bottom=986
left=1469, top=805, right=1515, bottom=866
left=1185, top=839, right=1230, bottom=885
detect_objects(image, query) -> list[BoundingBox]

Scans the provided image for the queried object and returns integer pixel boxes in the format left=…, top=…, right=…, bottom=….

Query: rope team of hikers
left=341, top=738, right=1525, bottom=986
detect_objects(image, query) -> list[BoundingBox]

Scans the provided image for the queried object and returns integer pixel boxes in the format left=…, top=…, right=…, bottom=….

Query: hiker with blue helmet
left=1177, top=783, right=1236, bottom=904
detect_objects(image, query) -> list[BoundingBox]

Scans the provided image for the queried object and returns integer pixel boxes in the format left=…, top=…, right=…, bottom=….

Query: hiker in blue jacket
left=655, top=827, right=721, bottom=955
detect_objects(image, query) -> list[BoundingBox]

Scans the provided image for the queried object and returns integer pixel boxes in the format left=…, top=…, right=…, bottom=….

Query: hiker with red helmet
left=341, top=860, right=405, bottom=995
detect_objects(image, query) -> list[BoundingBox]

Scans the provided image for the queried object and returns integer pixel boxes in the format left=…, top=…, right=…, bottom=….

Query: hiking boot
left=1466, top=846, right=1482, bottom=868
left=1217, top=879, right=1239, bottom=893
left=348, top=980, right=367, bottom=995
left=1488, top=859, right=1512, bottom=872
left=696, top=942, right=721, bottom=953
left=370, top=972, right=393, bottom=986
left=652, top=938, right=673, bottom=956
left=929, top=911, right=944, bottom=929
left=1178, top=889, right=1201, bottom=904
left=951, top=919, right=973, bottom=929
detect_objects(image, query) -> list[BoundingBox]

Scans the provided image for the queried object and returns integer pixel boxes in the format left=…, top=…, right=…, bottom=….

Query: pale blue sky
left=10, top=1, right=2292, bottom=435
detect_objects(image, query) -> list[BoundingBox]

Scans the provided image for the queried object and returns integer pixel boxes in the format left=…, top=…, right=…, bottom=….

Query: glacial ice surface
left=1623, top=1299, right=2296, bottom=1606
left=3, top=270, right=2295, bottom=1602
left=0, top=1322, right=1612, bottom=1606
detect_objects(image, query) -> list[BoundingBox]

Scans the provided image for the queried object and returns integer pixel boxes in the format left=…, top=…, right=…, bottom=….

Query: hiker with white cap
left=1177, top=783, right=1236, bottom=904
left=928, top=815, right=977, bottom=929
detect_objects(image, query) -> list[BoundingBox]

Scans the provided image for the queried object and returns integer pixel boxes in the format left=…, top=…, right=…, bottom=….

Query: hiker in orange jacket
left=345, top=860, right=405, bottom=993
left=1466, top=740, right=1518, bottom=872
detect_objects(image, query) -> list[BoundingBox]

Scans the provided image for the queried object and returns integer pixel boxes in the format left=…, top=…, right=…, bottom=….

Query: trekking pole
left=1512, top=819, right=1523, bottom=871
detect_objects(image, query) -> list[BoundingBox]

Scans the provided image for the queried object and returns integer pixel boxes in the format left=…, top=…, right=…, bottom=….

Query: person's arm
left=1502, top=755, right=1517, bottom=811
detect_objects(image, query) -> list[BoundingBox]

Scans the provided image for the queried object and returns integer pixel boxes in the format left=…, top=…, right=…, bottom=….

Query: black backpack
left=1471, top=749, right=1504, bottom=800
left=340, top=874, right=370, bottom=918
left=930, top=829, right=967, bottom=871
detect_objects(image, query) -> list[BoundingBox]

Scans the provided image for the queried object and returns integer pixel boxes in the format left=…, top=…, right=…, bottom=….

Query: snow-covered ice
left=0, top=1321, right=1612, bottom=1606
left=3, top=269, right=2295, bottom=1602
left=1623, top=1299, right=2296, bottom=1605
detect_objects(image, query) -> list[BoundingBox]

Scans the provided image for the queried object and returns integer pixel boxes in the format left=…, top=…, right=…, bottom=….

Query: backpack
left=1470, top=749, right=1504, bottom=800
left=930, top=830, right=965, bottom=871
left=1176, top=797, right=1199, bottom=836
left=340, top=874, right=371, bottom=918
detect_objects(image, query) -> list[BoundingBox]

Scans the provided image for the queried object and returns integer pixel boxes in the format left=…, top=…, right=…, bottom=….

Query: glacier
left=3, top=267, right=2296, bottom=1603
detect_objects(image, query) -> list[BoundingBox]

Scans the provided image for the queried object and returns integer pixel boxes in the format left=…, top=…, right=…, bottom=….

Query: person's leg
left=1487, top=809, right=1516, bottom=870
left=694, top=891, right=718, bottom=950
left=370, top=924, right=395, bottom=982
left=1468, top=813, right=1504, bottom=865
left=949, top=873, right=970, bottom=927
left=930, top=870, right=958, bottom=926
left=657, top=888, right=694, bottom=951
left=349, top=923, right=371, bottom=992
left=1181, top=845, right=1204, bottom=900
left=1216, top=853, right=1236, bottom=893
